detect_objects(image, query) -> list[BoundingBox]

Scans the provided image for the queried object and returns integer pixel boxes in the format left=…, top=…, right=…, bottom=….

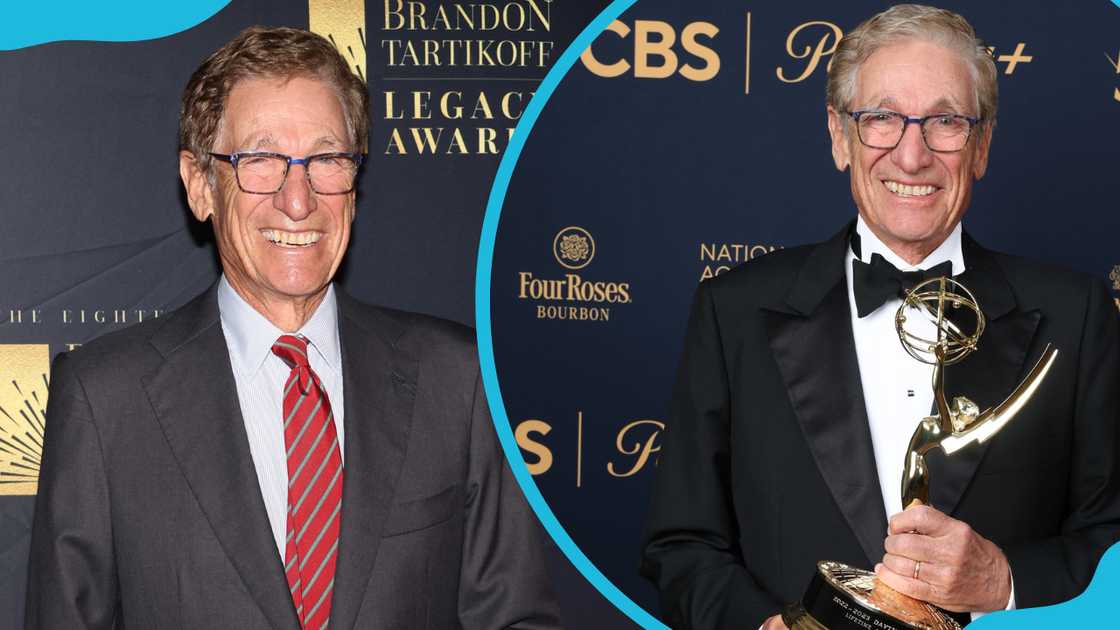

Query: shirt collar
left=217, top=275, right=342, bottom=377
left=853, top=216, right=966, bottom=275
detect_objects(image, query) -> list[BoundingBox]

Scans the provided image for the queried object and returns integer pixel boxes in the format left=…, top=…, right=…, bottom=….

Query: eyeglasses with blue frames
left=845, top=110, right=982, bottom=153
left=209, top=151, right=364, bottom=195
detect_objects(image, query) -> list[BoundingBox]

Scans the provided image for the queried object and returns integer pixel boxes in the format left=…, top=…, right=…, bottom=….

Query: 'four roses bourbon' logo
left=553, top=226, right=595, bottom=270
left=518, top=226, right=631, bottom=322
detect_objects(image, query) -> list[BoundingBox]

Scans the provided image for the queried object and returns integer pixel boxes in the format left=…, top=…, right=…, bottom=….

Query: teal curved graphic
left=1, top=0, right=229, bottom=51
left=476, top=0, right=1120, bottom=628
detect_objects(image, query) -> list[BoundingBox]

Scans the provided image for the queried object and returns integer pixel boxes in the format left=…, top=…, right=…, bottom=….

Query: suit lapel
left=928, top=234, right=1040, bottom=516
left=141, top=286, right=300, bottom=630
left=329, top=292, right=418, bottom=630
left=765, top=228, right=1039, bottom=560
left=765, top=224, right=888, bottom=566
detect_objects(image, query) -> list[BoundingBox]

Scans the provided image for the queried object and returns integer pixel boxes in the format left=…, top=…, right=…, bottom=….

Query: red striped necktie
left=271, top=334, right=343, bottom=630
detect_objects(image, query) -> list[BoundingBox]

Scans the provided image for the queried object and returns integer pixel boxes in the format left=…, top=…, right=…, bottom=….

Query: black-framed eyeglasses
left=845, top=110, right=982, bottom=153
left=209, top=151, right=364, bottom=195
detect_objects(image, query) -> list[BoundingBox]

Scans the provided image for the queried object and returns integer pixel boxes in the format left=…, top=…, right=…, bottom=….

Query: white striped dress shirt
left=217, top=276, right=346, bottom=559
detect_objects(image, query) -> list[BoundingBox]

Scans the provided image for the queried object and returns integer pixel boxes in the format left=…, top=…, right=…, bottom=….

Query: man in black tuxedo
left=26, top=27, right=559, bottom=630
left=641, top=5, right=1120, bottom=629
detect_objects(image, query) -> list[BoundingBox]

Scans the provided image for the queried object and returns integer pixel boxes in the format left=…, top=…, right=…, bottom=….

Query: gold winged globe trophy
left=782, top=276, right=1059, bottom=630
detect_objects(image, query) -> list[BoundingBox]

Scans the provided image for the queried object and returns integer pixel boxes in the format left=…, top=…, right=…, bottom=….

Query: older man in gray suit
left=26, top=26, right=559, bottom=630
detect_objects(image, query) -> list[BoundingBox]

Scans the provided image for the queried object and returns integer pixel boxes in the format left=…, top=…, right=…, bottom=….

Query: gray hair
left=180, top=26, right=369, bottom=174
left=826, top=4, right=998, bottom=125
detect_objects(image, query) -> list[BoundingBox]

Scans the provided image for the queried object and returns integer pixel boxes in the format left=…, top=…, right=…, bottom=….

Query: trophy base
left=782, top=561, right=961, bottom=630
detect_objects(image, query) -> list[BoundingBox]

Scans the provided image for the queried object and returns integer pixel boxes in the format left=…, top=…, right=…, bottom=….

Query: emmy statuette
left=782, top=277, right=1059, bottom=630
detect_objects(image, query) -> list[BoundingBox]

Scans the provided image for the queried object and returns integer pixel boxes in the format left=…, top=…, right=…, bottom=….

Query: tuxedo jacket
left=641, top=223, right=1120, bottom=629
left=26, top=285, right=560, bottom=630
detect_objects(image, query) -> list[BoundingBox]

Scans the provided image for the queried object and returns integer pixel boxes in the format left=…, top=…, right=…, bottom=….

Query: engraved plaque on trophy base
left=781, top=562, right=961, bottom=630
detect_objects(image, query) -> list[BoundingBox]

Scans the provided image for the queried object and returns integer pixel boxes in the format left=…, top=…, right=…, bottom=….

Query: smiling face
left=827, top=38, right=992, bottom=263
left=180, top=75, right=356, bottom=324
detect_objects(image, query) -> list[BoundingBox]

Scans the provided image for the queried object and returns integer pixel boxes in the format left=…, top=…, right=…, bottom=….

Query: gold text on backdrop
left=515, top=419, right=553, bottom=475
left=2, top=309, right=41, bottom=324
left=513, top=413, right=666, bottom=486
left=378, top=0, right=556, bottom=156
left=995, top=42, right=1032, bottom=74
left=2, top=307, right=163, bottom=326
left=776, top=21, right=842, bottom=83
left=580, top=20, right=719, bottom=80
left=698, top=241, right=782, bottom=281
left=607, top=420, right=664, bottom=478
left=384, top=0, right=552, bottom=32
left=383, top=90, right=529, bottom=154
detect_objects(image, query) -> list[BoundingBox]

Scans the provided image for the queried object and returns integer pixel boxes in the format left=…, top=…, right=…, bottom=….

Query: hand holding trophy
left=782, top=277, right=1059, bottom=630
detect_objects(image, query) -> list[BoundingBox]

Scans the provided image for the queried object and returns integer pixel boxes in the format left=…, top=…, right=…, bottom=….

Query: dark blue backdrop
left=493, top=0, right=1120, bottom=622
left=0, top=2, right=632, bottom=628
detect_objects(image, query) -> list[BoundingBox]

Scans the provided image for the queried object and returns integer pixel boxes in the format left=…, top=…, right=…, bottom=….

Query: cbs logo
left=579, top=19, right=720, bottom=81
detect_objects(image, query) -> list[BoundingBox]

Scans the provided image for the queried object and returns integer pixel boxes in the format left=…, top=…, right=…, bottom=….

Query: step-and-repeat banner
left=2, top=1, right=1119, bottom=628
left=0, top=2, right=631, bottom=628
left=493, top=0, right=1120, bottom=623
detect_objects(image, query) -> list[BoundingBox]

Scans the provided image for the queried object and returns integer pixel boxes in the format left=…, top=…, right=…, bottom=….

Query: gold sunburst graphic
left=310, top=0, right=367, bottom=82
left=0, top=345, right=50, bottom=495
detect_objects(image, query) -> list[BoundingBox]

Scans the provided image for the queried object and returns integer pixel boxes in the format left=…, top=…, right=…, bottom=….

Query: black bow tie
left=852, top=253, right=953, bottom=318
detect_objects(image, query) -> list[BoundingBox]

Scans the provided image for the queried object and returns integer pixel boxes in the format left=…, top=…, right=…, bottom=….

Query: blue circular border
left=472, top=1, right=662, bottom=628
left=475, top=2, right=1120, bottom=629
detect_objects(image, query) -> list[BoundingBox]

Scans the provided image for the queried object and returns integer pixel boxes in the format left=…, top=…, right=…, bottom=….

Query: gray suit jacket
left=26, top=285, right=561, bottom=630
